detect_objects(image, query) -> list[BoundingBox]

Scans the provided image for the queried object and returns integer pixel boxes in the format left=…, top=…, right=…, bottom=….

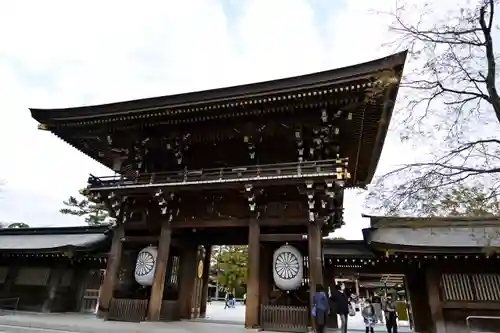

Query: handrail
left=0, top=297, right=20, bottom=311
left=88, top=158, right=350, bottom=190
left=466, top=315, right=500, bottom=333
left=94, top=158, right=349, bottom=181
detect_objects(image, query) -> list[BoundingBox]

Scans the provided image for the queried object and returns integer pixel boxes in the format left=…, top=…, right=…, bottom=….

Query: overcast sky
left=0, top=0, right=465, bottom=238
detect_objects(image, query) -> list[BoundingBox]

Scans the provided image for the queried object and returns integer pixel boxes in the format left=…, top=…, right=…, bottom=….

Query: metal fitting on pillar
left=304, top=180, right=316, bottom=223
left=245, top=184, right=258, bottom=214
left=295, top=129, right=304, bottom=162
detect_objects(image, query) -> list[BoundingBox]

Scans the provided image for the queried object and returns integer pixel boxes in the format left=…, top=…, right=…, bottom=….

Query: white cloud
left=0, top=0, right=455, bottom=238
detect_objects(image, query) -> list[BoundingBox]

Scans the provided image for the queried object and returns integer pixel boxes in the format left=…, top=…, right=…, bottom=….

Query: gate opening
left=203, top=245, right=247, bottom=325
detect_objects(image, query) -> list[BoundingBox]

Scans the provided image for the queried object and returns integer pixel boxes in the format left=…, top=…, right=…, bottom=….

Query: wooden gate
left=441, top=273, right=500, bottom=302
left=107, top=298, right=148, bottom=322
left=260, top=305, right=309, bottom=332
left=79, top=269, right=104, bottom=313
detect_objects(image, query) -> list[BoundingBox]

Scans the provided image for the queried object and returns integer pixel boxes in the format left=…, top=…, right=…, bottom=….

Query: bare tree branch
left=387, top=0, right=499, bottom=134
left=369, top=138, right=500, bottom=215
left=368, top=1, right=500, bottom=216
left=479, top=1, right=500, bottom=122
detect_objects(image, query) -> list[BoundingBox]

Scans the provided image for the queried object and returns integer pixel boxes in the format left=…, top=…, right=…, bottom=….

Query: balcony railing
left=88, top=159, right=349, bottom=191
left=467, top=315, right=500, bottom=333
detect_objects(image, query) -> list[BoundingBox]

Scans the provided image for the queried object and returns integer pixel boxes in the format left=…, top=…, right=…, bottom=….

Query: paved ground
left=203, top=301, right=411, bottom=332
left=0, top=302, right=412, bottom=332
left=203, top=300, right=246, bottom=323
left=0, top=312, right=251, bottom=333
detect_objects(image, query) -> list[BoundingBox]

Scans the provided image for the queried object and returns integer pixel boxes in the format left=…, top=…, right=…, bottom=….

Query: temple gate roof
left=29, top=51, right=408, bottom=187
left=0, top=225, right=111, bottom=252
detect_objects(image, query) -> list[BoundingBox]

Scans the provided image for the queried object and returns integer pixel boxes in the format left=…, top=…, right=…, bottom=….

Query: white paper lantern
left=134, top=246, right=158, bottom=286
left=273, top=244, right=303, bottom=290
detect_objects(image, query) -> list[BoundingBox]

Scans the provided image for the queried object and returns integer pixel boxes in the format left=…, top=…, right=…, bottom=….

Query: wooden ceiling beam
left=259, top=233, right=305, bottom=242
left=169, top=217, right=307, bottom=229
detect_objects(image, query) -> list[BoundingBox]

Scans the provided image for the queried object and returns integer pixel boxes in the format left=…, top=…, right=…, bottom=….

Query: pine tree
left=211, top=245, right=248, bottom=293
left=60, top=188, right=110, bottom=225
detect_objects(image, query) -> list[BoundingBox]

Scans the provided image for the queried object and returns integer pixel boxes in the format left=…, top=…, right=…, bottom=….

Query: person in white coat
left=362, top=299, right=376, bottom=333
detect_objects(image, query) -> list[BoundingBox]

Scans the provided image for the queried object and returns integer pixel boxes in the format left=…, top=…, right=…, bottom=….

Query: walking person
left=330, top=284, right=349, bottom=333
left=362, top=299, right=377, bottom=333
left=372, top=295, right=383, bottom=324
left=224, top=293, right=230, bottom=309
left=385, top=297, right=398, bottom=333
left=312, top=284, right=330, bottom=333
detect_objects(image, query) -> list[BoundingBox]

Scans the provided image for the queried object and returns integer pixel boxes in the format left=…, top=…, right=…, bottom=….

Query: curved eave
left=0, top=225, right=113, bottom=253
left=361, top=214, right=500, bottom=228
left=0, top=224, right=113, bottom=236
left=30, top=51, right=407, bottom=123
left=0, top=233, right=110, bottom=252
left=363, top=226, right=500, bottom=252
left=367, top=242, right=492, bottom=254
left=363, top=80, right=402, bottom=185
left=322, top=239, right=376, bottom=258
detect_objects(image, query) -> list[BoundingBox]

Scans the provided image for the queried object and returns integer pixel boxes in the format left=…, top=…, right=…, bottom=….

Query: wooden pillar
left=42, top=267, right=64, bottom=312
left=406, top=265, right=433, bottom=333
left=192, top=248, right=205, bottom=318
left=259, top=243, right=272, bottom=306
left=403, top=275, right=414, bottom=332
left=97, top=224, right=124, bottom=318
left=308, top=223, right=323, bottom=302
left=245, top=218, right=260, bottom=328
left=426, top=267, right=446, bottom=333
left=308, top=223, right=323, bottom=330
left=178, top=243, right=198, bottom=319
left=199, top=244, right=212, bottom=318
left=147, top=221, right=172, bottom=321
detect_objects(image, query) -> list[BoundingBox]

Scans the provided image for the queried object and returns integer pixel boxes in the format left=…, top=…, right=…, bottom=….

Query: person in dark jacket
left=330, top=284, right=349, bottom=333
left=385, top=297, right=398, bottom=333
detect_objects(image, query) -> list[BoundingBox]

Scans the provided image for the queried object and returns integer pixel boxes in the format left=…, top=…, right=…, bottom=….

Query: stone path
left=0, top=312, right=251, bottom=333
left=0, top=302, right=412, bottom=332
left=203, top=300, right=245, bottom=323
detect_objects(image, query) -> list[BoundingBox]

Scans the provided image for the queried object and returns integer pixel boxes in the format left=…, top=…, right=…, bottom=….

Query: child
left=362, top=299, right=376, bottom=333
